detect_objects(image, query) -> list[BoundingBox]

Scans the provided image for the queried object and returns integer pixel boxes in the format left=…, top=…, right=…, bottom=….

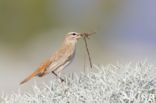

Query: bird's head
left=65, top=32, right=82, bottom=42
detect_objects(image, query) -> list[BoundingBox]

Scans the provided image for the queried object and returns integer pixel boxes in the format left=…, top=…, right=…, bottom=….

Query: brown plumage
left=20, top=32, right=82, bottom=85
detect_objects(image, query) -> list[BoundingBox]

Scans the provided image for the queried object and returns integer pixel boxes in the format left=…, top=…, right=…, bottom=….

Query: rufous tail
left=20, top=70, right=41, bottom=85
left=20, top=58, right=51, bottom=85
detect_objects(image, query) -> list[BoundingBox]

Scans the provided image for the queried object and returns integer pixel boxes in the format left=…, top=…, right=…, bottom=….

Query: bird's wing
left=52, top=53, right=73, bottom=72
left=47, top=46, right=75, bottom=72
left=20, top=58, right=52, bottom=85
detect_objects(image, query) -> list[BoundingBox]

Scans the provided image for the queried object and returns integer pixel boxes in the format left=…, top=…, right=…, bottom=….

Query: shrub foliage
left=1, top=62, right=156, bottom=103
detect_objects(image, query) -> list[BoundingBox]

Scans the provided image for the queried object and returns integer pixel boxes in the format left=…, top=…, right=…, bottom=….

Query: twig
left=83, top=36, right=92, bottom=68
left=83, top=51, right=86, bottom=74
left=80, top=32, right=96, bottom=38
left=81, top=32, right=95, bottom=68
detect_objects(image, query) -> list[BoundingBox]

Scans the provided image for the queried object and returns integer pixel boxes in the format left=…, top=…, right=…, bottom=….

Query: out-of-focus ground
left=0, top=0, right=156, bottom=94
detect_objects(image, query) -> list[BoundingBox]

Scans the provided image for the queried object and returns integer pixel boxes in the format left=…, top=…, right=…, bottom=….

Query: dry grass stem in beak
left=81, top=32, right=96, bottom=69
left=80, top=32, right=96, bottom=38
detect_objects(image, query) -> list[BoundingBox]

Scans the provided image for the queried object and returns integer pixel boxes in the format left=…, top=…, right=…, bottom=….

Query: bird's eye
left=72, top=33, right=76, bottom=36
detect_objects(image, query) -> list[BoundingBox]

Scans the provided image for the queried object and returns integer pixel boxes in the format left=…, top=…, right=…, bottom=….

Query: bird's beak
left=76, top=33, right=82, bottom=39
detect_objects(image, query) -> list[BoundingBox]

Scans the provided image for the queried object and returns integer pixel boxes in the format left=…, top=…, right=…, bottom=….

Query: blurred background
left=1, top=0, right=156, bottom=93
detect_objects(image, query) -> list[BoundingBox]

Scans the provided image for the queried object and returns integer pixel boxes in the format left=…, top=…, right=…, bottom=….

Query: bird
left=20, top=32, right=82, bottom=85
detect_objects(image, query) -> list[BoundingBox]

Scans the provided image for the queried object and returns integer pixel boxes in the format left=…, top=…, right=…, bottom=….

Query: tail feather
left=20, top=58, right=51, bottom=85
left=20, top=70, right=41, bottom=85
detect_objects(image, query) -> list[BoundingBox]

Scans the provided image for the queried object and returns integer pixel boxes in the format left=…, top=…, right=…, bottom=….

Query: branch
left=81, top=32, right=96, bottom=68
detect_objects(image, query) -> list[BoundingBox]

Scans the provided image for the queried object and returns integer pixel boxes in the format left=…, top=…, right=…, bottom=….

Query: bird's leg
left=58, top=72, right=69, bottom=92
left=52, top=71, right=69, bottom=92
left=52, top=71, right=65, bottom=82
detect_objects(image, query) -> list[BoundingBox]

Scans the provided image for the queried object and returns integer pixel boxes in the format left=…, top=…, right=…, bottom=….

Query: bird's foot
left=60, top=78, right=66, bottom=83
